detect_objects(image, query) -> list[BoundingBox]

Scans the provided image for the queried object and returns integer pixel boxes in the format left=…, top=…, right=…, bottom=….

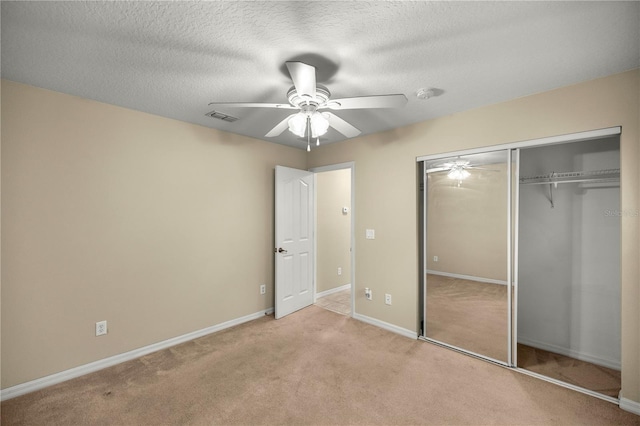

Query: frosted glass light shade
left=288, top=113, right=307, bottom=137
left=310, top=112, right=329, bottom=138
left=288, top=111, right=330, bottom=139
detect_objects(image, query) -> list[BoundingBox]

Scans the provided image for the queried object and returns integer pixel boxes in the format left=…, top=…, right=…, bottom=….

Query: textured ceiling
left=2, top=1, right=639, bottom=149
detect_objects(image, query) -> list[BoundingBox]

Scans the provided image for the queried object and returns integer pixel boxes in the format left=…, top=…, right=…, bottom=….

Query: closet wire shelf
left=520, top=169, right=620, bottom=208
left=520, top=169, right=620, bottom=186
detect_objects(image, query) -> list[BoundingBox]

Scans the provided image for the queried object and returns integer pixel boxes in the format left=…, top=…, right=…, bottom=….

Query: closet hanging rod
left=520, top=168, right=620, bottom=185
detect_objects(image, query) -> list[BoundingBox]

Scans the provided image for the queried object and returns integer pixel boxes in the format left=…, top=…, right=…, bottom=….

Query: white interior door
left=275, top=166, right=314, bottom=319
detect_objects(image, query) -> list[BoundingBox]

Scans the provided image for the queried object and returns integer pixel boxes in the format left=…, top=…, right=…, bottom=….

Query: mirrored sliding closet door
left=418, top=127, right=622, bottom=400
left=422, top=150, right=512, bottom=364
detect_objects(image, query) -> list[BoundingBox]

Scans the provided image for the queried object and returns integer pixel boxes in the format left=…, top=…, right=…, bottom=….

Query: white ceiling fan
left=208, top=61, right=408, bottom=150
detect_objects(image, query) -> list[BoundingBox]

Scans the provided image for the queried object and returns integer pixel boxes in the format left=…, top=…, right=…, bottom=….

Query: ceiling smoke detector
left=416, top=88, right=435, bottom=100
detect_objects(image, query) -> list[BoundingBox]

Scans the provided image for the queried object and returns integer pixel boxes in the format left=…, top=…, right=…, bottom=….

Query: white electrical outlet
left=433, top=256, right=439, bottom=262
left=260, top=284, right=266, bottom=295
left=96, top=320, right=107, bottom=336
left=337, top=267, right=342, bottom=276
left=385, top=294, right=392, bottom=305
left=365, top=288, right=372, bottom=300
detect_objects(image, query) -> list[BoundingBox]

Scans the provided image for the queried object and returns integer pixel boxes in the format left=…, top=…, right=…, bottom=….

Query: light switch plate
left=366, top=229, right=375, bottom=239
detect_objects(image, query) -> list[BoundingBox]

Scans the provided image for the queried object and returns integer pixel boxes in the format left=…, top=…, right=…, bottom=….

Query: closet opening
left=517, top=136, right=621, bottom=399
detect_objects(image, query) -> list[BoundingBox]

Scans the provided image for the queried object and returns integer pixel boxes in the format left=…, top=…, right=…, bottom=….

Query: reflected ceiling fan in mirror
left=427, top=158, right=497, bottom=186
left=208, top=61, right=408, bottom=151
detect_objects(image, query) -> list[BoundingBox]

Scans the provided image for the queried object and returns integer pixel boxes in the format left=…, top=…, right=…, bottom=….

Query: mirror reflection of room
left=425, top=151, right=510, bottom=363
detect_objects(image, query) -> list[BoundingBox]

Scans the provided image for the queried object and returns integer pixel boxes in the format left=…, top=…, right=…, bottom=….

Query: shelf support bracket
left=548, top=172, right=556, bottom=208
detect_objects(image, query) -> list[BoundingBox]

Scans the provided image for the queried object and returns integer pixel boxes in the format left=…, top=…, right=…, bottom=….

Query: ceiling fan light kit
left=287, top=108, right=330, bottom=138
left=207, top=61, right=408, bottom=150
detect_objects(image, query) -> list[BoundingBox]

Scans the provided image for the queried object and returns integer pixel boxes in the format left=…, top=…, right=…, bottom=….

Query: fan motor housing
left=287, top=85, right=330, bottom=108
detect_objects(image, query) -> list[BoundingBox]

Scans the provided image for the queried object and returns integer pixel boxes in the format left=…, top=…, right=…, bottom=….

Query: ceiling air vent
left=205, top=110, right=239, bottom=122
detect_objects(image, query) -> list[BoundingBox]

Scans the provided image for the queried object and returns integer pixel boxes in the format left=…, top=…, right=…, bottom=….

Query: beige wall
left=308, top=70, right=640, bottom=403
left=2, top=70, right=639, bottom=405
left=316, top=169, right=351, bottom=293
left=0, top=80, right=307, bottom=388
left=426, top=163, right=508, bottom=281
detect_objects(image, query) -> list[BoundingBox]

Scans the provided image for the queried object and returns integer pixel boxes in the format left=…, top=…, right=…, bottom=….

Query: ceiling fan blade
left=265, top=114, right=297, bottom=137
left=286, top=62, right=316, bottom=100
left=325, top=112, right=361, bottom=138
left=208, top=102, right=295, bottom=109
left=324, top=94, right=408, bottom=110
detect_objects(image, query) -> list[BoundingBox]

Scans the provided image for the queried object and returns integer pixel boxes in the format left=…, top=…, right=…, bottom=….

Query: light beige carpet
left=518, top=344, right=621, bottom=398
left=2, top=306, right=638, bottom=425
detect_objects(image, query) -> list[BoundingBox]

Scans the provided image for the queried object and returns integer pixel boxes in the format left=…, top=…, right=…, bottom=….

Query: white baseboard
left=620, top=397, right=640, bottom=415
left=316, top=283, right=351, bottom=299
left=1, top=307, right=275, bottom=401
left=353, top=313, right=417, bottom=340
left=426, top=270, right=507, bottom=286
left=518, top=335, right=621, bottom=371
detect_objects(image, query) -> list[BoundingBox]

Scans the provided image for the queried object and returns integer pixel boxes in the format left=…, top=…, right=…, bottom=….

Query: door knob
left=276, top=247, right=287, bottom=253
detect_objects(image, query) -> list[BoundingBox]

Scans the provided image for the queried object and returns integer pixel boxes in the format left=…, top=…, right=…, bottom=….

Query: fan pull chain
left=306, top=116, right=311, bottom=152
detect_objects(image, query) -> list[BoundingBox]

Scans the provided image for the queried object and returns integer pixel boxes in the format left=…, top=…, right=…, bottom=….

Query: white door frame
left=310, top=162, right=356, bottom=317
